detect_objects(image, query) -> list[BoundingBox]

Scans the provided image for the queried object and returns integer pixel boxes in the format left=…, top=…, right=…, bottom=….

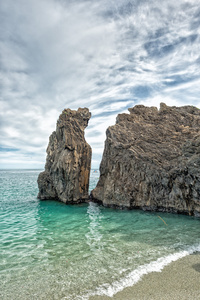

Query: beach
left=90, top=252, right=200, bottom=300
left=1, top=170, right=200, bottom=300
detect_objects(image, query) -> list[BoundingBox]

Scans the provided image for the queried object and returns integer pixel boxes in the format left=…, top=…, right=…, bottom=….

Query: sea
left=0, top=169, right=200, bottom=300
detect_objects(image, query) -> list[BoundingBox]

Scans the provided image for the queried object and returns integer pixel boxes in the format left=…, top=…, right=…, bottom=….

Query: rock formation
left=91, top=103, right=200, bottom=217
left=38, top=108, right=92, bottom=203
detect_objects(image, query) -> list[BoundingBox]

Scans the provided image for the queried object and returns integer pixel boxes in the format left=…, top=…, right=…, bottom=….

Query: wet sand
left=90, top=252, right=200, bottom=300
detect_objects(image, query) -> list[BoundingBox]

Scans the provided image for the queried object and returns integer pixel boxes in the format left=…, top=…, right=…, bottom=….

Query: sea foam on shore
left=87, top=244, right=200, bottom=299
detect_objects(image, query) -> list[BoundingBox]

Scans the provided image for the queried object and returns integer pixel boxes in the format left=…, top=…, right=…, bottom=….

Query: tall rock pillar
left=37, top=108, right=92, bottom=203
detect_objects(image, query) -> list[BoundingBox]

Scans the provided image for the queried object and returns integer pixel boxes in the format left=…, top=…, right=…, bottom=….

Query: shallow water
left=0, top=169, right=200, bottom=299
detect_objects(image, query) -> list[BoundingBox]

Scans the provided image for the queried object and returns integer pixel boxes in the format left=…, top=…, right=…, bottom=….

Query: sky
left=0, top=0, right=200, bottom=169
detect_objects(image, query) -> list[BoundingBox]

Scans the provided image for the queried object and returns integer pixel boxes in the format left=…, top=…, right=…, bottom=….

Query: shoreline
left=90, top=252, right=200, bottom=300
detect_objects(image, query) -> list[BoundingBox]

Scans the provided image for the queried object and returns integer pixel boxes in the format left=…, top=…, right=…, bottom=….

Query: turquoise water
left=0, top=169, right=200, bottom=300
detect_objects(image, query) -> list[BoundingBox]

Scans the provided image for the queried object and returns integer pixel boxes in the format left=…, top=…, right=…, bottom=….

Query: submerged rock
left=91, top=103, right=200, bottom=217
left=38, top=108, right=92, bottom=203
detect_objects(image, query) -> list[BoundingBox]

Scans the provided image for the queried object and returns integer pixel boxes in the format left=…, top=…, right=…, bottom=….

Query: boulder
left=38, top=108, right=92, bottom=203
left=91, top=103, right=200, bottom=216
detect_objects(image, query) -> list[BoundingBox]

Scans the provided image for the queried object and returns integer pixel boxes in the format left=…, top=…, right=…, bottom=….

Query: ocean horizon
left=1, top=169, right=200, bottom=299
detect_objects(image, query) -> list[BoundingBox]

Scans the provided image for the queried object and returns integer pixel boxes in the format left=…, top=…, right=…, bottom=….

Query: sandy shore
left=90, top=252, right=200, bottom=300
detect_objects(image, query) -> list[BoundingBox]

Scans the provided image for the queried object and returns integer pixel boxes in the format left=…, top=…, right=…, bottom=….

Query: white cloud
left=1, top=0, right=200, bottom=169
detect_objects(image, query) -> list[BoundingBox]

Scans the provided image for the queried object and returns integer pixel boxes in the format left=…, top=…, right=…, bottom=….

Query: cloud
left=0, top=0, right=200, bottom=168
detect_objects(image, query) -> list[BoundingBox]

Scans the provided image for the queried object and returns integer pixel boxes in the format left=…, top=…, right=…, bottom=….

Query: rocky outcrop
left=38, top=108, right=92, bottom=203
left=91, top=103, right=200, bottom=217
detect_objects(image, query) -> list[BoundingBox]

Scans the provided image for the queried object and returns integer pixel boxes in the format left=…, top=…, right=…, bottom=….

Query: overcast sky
left=1, top=0, right=200, bottom=169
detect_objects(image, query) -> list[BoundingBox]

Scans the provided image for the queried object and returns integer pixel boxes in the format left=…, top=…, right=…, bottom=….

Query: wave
left=82, top=243, right=200, bottom=299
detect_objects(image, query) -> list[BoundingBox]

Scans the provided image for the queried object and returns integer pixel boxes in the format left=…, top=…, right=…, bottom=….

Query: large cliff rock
left=91, top=103, right=200, bottom=217
left=38, top=108, right=92, bottom=203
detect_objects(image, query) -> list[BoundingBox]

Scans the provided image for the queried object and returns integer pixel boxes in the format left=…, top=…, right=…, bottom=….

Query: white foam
left=84, top=244, right=200, bottom=299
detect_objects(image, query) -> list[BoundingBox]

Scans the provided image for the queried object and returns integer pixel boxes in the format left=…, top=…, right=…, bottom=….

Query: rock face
left=91, top=103, right=200, bottom=217
left=38, top=108, right=92, bottom=203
